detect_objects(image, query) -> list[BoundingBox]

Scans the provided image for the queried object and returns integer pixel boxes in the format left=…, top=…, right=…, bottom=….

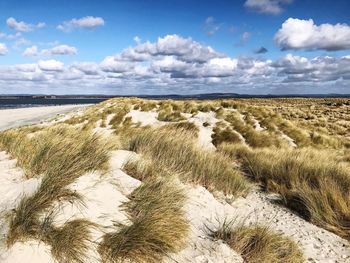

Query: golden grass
left=225, top=112, right=287, bottom=148
left=1, top=126, right=111, bottom=262
left=163, top=121, right=199, bottom=134
left=157, top=110, right=186, bottom=122
left=40, top=217, right=95, bottom=263
left=98, top=177, right=189, bottom=263
left=124, top=128, right=250, bottom=196
left=212, top=126, right=242, bottom=146
left=219, top=143, right=350, bottom=239
left=109, top=105, right=131, bottom=129
left=122, top=157, right=170, bottom=181
left=210, top=220, right=304, bottom=263
left=0, top=126, right=110, bottom=178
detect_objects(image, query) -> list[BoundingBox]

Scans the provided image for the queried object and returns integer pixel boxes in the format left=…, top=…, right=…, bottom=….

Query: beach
left=0, top=105, right=88, bottom=131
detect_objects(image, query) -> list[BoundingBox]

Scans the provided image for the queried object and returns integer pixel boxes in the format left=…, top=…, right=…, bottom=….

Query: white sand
left=188, top=111, right=219, bottom=150
left=0, top=105, right=87, bottom=131
left=0, top=152, right=41, bottom=260
left=281, top=132, right=298, bottom=148
left=125, top=109, right=162, bottom=127
left=252, top=117, right=264, bottom=131
left=0, top=150, right=140, bottom=263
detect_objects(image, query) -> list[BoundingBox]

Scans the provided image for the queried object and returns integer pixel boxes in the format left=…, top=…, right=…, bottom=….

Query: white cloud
left=0, top=35, right=350, bottom=94
left=46, top=45, right=78, bottom=55
left=275, top=18, right=350, bottom=51
left=0, top=31, right=21, bottom=40
left=244, top=0, right=293, bottom=15
left=38, top=60, right=64, bottom=71
left=6, top=17, right=45, bottom=32
left=23, top=45, right=39, bottom=57
left=57, top=16, right=105, bottom=32
left=100, top=56, right=135, bottom=73
left=13, top=38, right=31, bottom=50
left=23, top=45, right=78, bottom=57
left=72, top=62, right=100, bottom=75
left=133, top=34, right=223, bottom=63
left=0, top=43, right=8, bottom=55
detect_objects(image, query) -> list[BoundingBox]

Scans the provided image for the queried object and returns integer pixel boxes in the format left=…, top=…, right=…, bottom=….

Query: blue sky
left=0, top=0, right=350, bottom=94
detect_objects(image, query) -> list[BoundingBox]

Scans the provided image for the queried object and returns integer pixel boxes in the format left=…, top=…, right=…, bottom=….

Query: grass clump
left=162, top=121, right=199, bottom=134
left=125, top=128, right=250, bottom=196
left=98, top=177, right=189, bottom=263
left=225, top=113, right=286, bottom=148
left=211, top=126, right=242, bottom=146
left=109, top=105, right=131, bottom=129
left=219, top=143, right=350, bottom=239
left=2, top=126, right=111, bottom=262
left=210, top=221, right=304, bottom=263
left=0, top=126, right=110, bottom=179
left=122, top=157, right=170, bottom=181
left=40, top=217, right=95, bottom=263
left=157, top=110, right=186, bottom=122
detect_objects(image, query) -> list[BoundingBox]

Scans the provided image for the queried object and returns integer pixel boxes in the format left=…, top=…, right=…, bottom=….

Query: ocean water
left=0, top=98, right=108, bottom=109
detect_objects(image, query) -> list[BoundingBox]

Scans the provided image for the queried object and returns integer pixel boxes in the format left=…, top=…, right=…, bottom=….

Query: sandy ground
left=0, top=105, right=88, bottom=131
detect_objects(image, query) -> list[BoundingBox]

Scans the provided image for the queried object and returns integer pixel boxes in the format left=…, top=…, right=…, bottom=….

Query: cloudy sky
left=0, top=0, right=350, bottom=95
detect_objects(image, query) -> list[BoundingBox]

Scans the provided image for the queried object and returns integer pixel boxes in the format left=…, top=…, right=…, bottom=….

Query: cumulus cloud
left=38, top=60, right=64, bottom=71
left=23, top=45, right=78, bottom=57
left=275, top=18, right=350, bottom=51
left=244, top=0, right=293, bottom=15
left=100, top=56, right=135, bottom=73
left=45, top=45, right=78, bottom=55
left=23, top=45, right=39, bottom=57
left=132, top=34, right=223, bottom=63
left=57, top=16, right=105, bottom=32
left=6, top=17, right=45, bottom=32
left=0, top=35, right=349, bottom=94
left=0, top=43, right=8, bottom=55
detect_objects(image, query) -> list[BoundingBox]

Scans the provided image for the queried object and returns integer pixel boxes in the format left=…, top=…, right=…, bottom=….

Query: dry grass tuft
left=0, top=126, right=111, bottom=178
left=163, top=121, right=199, bottom=134
left=40, top=217, right=95, bottom=263
left=122, top=157, right=170, bottom=181
left=225, top=113, right=286, bottom=148
left=124, top=128, right=250, bottom=196
left=210, top=221, right=304, bottom=263
left=212, top=126, right=242, bottom=146
left=157, top=110, right=186, bottom=122
left=219, top=143, right=350, bottom=239
left=109, top=106, right=131, bottom=129
left=1, top=126, right=111, bottom=262
left=98, top=177, right=189, bottom=263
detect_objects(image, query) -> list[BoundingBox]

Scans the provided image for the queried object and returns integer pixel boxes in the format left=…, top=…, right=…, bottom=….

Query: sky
left=0, top=0, right=350, bottom=95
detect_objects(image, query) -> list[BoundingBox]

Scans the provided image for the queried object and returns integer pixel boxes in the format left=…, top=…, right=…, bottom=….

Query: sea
left=0, top=98, right=108, bottom=109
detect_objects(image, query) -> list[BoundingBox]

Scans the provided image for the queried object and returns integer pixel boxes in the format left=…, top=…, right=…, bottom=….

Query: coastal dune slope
left=0, top=97, right=349, bottom=263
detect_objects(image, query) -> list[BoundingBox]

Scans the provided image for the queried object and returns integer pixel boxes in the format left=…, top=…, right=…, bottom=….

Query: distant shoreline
left=1, top=94, right=349, bottom=109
